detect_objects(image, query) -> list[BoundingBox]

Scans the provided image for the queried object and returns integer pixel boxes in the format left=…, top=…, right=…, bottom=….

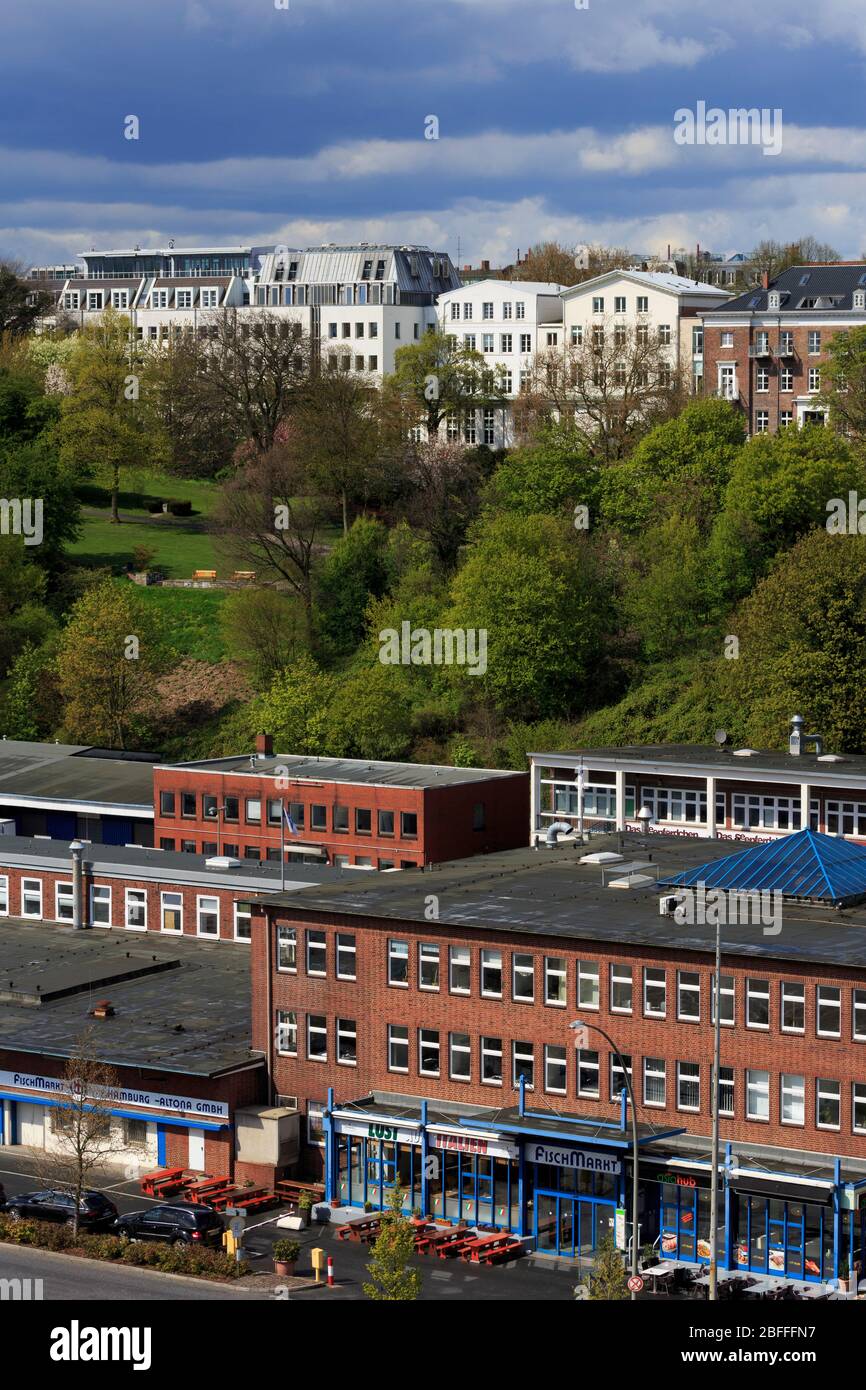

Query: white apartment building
left=560, top=270, right=731, bottom=394
left=57, top=242, right=459, bottom=383
left=436, top=279, right=565, bottom=447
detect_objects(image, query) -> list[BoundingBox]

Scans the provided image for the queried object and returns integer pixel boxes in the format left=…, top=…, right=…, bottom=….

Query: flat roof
left=164, top=753, right=524, bottom=790
left=0, top=922, right=257, bottom=1077
left=254, top=832, right=866, bottom=971
left=0, top=741, right=157, bottom=812
left=532, top=743, right=866, bottom=782
left=0, top=836, right=353, bottom=892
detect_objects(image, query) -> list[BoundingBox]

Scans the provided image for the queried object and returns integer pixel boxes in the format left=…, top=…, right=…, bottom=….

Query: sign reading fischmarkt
left=525, top=1141, right=621, bottom=1175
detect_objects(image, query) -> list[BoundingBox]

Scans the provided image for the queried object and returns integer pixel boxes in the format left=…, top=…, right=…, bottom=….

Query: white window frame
left=388, top=1024, right=409, bottom=1073
left=22, top=877, right=43, bottom=918
left=711, top=973, right=735, bottom=1027
left=233, top=901, right=251, bottom=942
left=418, top=941, right=440, bottom=992
left=306, top=929, right=327, bottom=977
left=418, top=1028, right=440, bottom=1077
left=746, top=977, right=769, bottom=1030
left=780, top=981, right=805, bottom=1034
left=677, top=1061, right=700, bottom=1113
left=449, top=1031, right=471, bottom=1082
left=577, top=1049, right=599, bottom=1099
left=544, top=1044, right=567, bottom=1095
left=853, top=1083, right=866, bottom=1135
left=577, top=959, right=600, bottom=1009
left=643, top=1057, right=666, bottom=1108
left=0, top=874, right=8, bottom=915
left=54, top=880, right=74, bottom=922
left=677, top=970, right=701, bottom=1022
left=610, top=963, right=633, bottom=1014
left=780, top=1073, right=805, bottom=1127
left=854, top=988, right=866, bottom=1041
left=336, top=932, right=357, bottom=981
left=276, top=1009, right=297, bottom=1056
left=746, top=1069, right=770, bottom=1121
left=277, top=924, right=297, bottom=972
left=336, top=1017, right=357, bottom=1066
left=481, top=1036, right=503, bottom=1086
left=512, top=952, right=534, bottom=1002
left=643, top=967, right=666, bottom=1018
left=481, top=949, right=503, bottom=999
left=196, top=894, right=220, bottom=938
left=160, top=891, right=183, bottom=933
left=816, top=1078, right=840, bottom=1131
left=90, top=884, right=112, bottom=927
left=307, top=1015, right=328, bottom=1063
left=125, top=888, right=147, bottom=931
left=544, top=955, right=567, bottom=1007
left=512, top=1040, right=533, bottom=1090
left=816, top=985, right=841, bottom=1039
left=449, top=945, right=470, bottom=995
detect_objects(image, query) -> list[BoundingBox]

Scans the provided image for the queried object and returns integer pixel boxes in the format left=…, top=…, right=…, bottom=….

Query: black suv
left=115, top=1201, right=224, bottom=1247
left=6, top=1189, right=118, bottom=1230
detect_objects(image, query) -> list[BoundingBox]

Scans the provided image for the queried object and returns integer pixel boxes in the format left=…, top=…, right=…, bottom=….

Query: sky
left=3, top=0, right=866, bottom=269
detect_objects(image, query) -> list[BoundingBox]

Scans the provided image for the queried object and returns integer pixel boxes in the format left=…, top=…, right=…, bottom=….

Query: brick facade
left=251, top=904, right=866, bottom=1164
left=152, top=765, right=529, bottom=868
left=703, top=318, right=842, bottom=434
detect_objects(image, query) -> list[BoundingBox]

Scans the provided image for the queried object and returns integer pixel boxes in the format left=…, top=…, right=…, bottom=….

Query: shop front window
left=734, top=1194, right=830, bottom=1282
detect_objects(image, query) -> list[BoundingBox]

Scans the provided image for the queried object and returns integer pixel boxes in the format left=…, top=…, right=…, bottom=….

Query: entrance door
left=17, top=1103, right=45, bottom=1148
left=534, top=1194, right=615, bottom=1257
left=188, top=1130, right=205, bottom=1169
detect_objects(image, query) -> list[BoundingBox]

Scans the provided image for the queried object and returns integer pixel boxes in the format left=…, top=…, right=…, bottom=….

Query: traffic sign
left=229, top=1216, right=246, bottom=1238
left=627, top=1274, right=644, bottom=1293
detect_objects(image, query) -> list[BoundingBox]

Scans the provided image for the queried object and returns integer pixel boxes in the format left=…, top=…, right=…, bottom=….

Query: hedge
left=0, top=1215, right=248, bottom=1279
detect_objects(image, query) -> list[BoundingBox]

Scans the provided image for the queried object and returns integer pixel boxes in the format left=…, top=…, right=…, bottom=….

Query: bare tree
left=293, top=363, right=382, bottom=534
left=400, top=439, right=488, bottom=570
left=508, top=242, right=632, bottom=288
left=190, top=309, right=316, bottom=454
left=35, top=1030, right=123, bottom=1235
left=525, top=320, right=688, bottom=462
left=215, top=429, right=331, bottom=649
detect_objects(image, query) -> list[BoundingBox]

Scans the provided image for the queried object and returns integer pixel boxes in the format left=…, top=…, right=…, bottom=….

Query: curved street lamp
left=571, top=1017, right=640, bottom=1301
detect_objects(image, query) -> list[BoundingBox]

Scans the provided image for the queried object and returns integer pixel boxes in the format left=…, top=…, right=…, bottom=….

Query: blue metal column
left=518, top=1143, right=527, bottom=1238
left=157, top=1125, right=167, bottom=1166
left=420, top=1101, right=429, bottom=1217
left=324, top=1087, right=336, bottom=1204
left=724, top=1143, right=733, bottom=1270
left=833, top=1157, right=842, bottom=1281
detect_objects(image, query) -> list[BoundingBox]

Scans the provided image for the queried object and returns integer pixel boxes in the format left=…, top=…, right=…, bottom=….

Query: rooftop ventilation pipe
left=545, top=821, right=573, bottom=846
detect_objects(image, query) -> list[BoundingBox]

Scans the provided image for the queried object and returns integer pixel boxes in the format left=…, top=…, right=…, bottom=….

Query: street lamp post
left=708, top=914, right=722, bottom=1301
left=571, top=1018, right=640, bottom=1301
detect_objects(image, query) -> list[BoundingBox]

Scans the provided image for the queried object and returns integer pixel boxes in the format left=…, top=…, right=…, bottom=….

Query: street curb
left=0, top=1239, right=263, bottom=1294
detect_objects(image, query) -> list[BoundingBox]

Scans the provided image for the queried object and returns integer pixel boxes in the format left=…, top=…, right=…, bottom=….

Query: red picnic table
left=434, top=1230, right=479, bottom=1259
left=139, top=1166, right=186, bottom=1197
left=184, top=1176, right=231, bottom=1204
left=337, top=1216, right=382, bottom=1243
left=459, top=1232, right=524, bottom=1264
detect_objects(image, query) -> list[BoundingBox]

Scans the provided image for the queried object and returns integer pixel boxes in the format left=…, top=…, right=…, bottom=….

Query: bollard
left=327, top=1255, right=334, bottom=1288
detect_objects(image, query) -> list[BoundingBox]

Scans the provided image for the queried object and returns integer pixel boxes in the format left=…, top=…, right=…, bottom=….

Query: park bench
left=275, top=1178, right=325, bottom=1206
left=460, top=1233, right=524, bottom=1264
left=231, top=571, right=256, bottom=582
left=184, top=1176, right=231, bottom=1204
left=192, top=569, right=217, bottom=581
left=337, top=1216, right=381, bottom=1243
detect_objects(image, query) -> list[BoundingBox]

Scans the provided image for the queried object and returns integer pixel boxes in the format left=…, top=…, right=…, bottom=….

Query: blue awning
left=659, top=829, right=866, bottom=907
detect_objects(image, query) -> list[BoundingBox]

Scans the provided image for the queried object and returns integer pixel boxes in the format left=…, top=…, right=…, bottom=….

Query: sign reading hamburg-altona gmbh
left=526, top=1142, right=621, bottom=1175
left=0, top=1071, right=229, bottom=1121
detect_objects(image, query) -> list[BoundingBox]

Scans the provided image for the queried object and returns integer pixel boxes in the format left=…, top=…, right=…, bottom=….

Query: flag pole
left=280, top=800, right=285, bottom=893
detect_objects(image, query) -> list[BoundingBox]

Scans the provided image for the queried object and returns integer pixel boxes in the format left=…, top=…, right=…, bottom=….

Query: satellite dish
left=714, top=729, right=728, bottom=745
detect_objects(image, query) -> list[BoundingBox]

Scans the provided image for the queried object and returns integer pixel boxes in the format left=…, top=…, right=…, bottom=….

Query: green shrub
left=167, top=499, right=193, bottom=516
left=0, top=1214, right=246, bottom=1278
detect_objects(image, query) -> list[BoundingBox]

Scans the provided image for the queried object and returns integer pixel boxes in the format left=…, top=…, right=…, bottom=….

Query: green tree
left=485, top=419, right=599, bottom=521
left=589, top=1235, right=629, bottom=1300
left=58, top=307, right=154, bottom=522
left=820, top=324, right=866, bottom=442
left=139, top=332, right=237, bottom=478
left=388, top=329, right=504, bottom=438
left=363, top=1183, right=422, bottom=1301
left=56, top=578, right=169, bottom=747
left=706, top=424, right=864, bottom=604
left=219, top=587, right=306, bottom=689
left=0, top=261, right=51, bottom=335
left=599, top=397, right=745, bottom=535
left=620, top=512, right=713, bottom=660
left=251, top=654, right=338, bottom=754
left=0, top=641, right=59, bottom=739
left=0, top=538, right=57, bottom=680
left=446, top=514, right=612, bottom=719
left=315, top=517, right=393, bottom=661
left=327, top=662, right=414, bottom=760
left=295, top=366, right=382, bottom=534
left=719, top=530, right=866, bottom=752
left=0, top=434, right=81, bottom=574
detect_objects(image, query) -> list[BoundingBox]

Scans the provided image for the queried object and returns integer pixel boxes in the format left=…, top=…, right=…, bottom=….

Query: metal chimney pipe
left=69, top=840, right=87, bottom=929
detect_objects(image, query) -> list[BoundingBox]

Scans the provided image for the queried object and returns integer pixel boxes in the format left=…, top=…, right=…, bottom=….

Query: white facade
left=436, top=279, right=565, bottom=446
left=561, top=270, right=731, bottom=393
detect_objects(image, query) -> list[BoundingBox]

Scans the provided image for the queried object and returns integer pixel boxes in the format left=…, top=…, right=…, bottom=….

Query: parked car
left=115, top=1201, right=224, bottom=1247
left=5, top=1188, right=118, bottom=1230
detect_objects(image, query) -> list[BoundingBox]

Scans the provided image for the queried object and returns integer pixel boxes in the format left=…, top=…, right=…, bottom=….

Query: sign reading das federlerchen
left=525, top=1141, right=621, bottom=1174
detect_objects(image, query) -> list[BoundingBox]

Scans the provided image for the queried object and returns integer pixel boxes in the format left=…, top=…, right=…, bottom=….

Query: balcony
left=774, top=342, right=797, bottom=359
left=748, top=342, right=771, bottom=358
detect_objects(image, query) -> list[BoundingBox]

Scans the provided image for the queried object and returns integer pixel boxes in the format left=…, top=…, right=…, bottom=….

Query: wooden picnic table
left=275, top=1179, right=325, bottom=1201
left=459, top=1232, right=516, bottom=1262
left=337, top=1216, right=382, bottom=1242
left=184, top=1176, right=231, bottom=1202
left=140, top=1166, right=184, bottom=1196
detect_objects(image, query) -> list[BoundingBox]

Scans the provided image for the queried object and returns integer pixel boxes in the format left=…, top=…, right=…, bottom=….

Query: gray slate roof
left=707, top=263, right=866, bottom=315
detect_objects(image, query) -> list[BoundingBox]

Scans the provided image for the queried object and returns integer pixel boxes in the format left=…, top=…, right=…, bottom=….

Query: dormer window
left=375, top=259, right=386, bottom=280
left=86, top=290, right=104, bottom=311
left=200, top=288, right=219, bottom=308
left=287, top=261, right=298, bottom=282
left=361, top=260, right=372, bottom=280
left=151, top=289, right=169, bottom=309
left=175, top=289, right=193, bottom=309
left=855, top=289, right=866, bottom=310
left=799, top=272, right=811, bottom=286
left=768, top=291, right=780, bottom=310
left=63, top=291, right=80, bottom=310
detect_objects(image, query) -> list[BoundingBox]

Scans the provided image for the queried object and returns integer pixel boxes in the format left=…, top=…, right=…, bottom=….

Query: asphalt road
left=0, top=1151, right=579, bottom=1302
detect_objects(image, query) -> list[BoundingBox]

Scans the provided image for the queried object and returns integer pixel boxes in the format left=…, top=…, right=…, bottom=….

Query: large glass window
left=781, top=981, right=805, bottom=1033
left=336, top=933, right=356, bottom=980
left=55, top=881, right=74, bottom=922
left=677, top=971, right=700, bottom=1021
left=643, top=968, right=666, bottom=1017
left=419, top=942, right=440, bottom=990
left=160, top=891, right=182, bottom=933
left=545, top=1045, right=567, bottom=1094
left=577, top=960, right=600, bottom=1009
left=125, top=888, right=147, bottom=930
left=449, top=946, right=470, bottom=994
left=610, top=964, right=632, bottom=1013
left=419, top=1028, right=440, bottom=1076
left=307, top=1015, right=328, bottom=1062
left=712, top=973, right=735, bottom=1026
left=481, top=1036, right=503, bottom=1085
left=512, top=1041, right=534, bottom=1090
left=644, top=1057, right=666, bottom=1107
left=481, top=950, right=502, bottom=998
left=781, top=1074, right=805, bottom=1126
left=277, top=925, right=297, bottom=971
left=545, top=956, right=567, bottom=1006
left=610, top=1054, right=633, bottom=1101
left=577, top=1050, right=599, bottom=1098
left=816, top=986, right=841, bottom=1038
left=746, top=1069, right=770, bottom=1121
left=388, top=1024, right=409, bottom=1072
left=22, top=877, right=42, bottom=918
left=677, top=1062, right=700, bottom=1112
left=196, top=895, right=220, bottom=937
left=337, top=1018, right=357, bottom=1065
left=512, top=953, right=534, bottom=1002
left=307, top=929, right=327, bottom=976
left=388, top=938, right=409, bottom=986
left=449, top=1032, right=471, bottom=1081
left=816, top=1078, right=840, bottom=1130
left=276, top=1010, right=297, bottom=1055
left=746, top=978, right=769, bottom=1029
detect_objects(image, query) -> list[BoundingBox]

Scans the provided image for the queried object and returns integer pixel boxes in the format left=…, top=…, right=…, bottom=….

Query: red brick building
left=702, top=261, right=866, bottom=434
left=247, top=830, right=866, bottom=1278
left=152, top=741, right=529, bottom=868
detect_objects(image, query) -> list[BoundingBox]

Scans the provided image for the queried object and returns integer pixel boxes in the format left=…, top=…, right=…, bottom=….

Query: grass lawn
left=77, top=468, right=221, bottom=517
left=123, top=582, right=229, bottom=663
left=69, top=516, right=219, bottom=577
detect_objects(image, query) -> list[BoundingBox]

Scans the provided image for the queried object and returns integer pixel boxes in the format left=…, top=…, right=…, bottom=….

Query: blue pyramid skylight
left=659, top=829, right=866, bottom=907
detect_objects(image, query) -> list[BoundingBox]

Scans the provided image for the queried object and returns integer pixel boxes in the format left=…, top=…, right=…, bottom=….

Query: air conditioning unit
left=659, top=892, right=687, bottom=917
